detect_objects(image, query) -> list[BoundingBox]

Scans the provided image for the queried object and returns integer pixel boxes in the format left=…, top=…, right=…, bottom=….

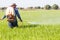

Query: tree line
left=0, top=4, right=59, bottom=10
left=44, top=4, right=59, bottom=10
left=27, top=4, right=59, bottom=10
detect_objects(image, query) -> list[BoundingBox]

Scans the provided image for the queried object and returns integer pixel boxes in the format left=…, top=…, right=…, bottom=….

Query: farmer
left=0, top=3, right=22, bottom=28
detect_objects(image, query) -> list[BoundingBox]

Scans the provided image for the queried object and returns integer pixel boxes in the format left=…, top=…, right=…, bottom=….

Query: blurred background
left=0, top=0, right=60, bottom=10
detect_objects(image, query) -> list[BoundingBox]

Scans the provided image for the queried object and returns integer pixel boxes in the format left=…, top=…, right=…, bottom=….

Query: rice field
left=0, top=9, right=60, bottom=40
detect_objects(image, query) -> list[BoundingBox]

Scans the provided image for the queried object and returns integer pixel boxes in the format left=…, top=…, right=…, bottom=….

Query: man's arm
left=15, top=9, right=22, bottom=22
left=1, top=15, right=6, bottom=20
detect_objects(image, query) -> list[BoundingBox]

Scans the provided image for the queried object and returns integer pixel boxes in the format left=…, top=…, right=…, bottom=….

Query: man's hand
left=0, top=19, right=1, bottom=20
left=19, top=19, right=23, bottom=22
left=0, top=18, right=2, bottom=20
left=20, top=19, right=23, bottom=22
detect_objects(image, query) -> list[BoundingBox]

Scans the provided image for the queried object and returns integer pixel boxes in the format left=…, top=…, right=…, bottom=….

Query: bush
left=28, top=7, right=33, bottom=9
left=20, top=7, right=24, bottom=10
left=41, top=7, right=44, bottom=9
left=35, top=6, right=40, bottom=9
left=44, top=5, right=51, bottom=10
left=52, top=4, right=59, bottom=9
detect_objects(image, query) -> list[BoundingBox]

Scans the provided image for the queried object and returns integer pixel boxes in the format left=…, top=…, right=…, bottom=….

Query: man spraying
left=0, top=3, right=22, bottom=28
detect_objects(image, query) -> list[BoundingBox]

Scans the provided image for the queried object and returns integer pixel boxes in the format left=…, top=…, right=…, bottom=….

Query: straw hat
left=11, top=3, right=17, bottom=6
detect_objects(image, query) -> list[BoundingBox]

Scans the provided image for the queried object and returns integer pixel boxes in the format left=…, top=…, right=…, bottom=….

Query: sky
left=0, top=0, right=60, bottom=8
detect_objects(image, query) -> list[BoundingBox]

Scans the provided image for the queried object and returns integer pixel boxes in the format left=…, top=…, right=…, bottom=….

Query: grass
left=0, top=9, right=60, bottom=40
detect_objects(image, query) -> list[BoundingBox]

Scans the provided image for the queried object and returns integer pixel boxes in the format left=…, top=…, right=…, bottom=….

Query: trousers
left=8, top=20, right=18, bottom=28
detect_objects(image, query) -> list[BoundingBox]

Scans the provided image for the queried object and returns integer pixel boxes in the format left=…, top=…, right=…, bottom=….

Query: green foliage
left=28, top=7, right=33, bottom=9
left=44, top=5, right=51, bottom=10
left=35, top=6, right=40, bottom=9
left=52, top=4, right=59, bottom=9
left=0, top=10, right=60, bottom=40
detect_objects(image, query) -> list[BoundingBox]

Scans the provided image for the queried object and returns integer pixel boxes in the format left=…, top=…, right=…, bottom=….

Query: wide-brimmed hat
left=11, top=3, right=17, bottom=6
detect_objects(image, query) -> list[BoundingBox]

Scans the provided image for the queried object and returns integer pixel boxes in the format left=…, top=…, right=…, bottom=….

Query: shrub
left=44, top=5, right=51, bottom=10
left=52, top=4, right=59, bottom=9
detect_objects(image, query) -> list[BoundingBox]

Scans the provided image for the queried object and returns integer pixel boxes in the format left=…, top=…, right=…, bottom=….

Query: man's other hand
left=0, top=18, right=2, bottom=20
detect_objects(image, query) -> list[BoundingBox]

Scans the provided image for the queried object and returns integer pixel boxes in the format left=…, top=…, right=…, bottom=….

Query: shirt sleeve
left=1, top=15, right=6, bottom=20
left=15, top=9, right=22, bottom=21
left=1, top=8, right=8, bottom=20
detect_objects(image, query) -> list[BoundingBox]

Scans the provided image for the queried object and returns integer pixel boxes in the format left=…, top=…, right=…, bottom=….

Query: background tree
left=28, top=7, right=33, bottom=9
left=35, top=6, right=40, bottom=9
left=20, top=7, right=24, bottom=10
left=44, top=5, right=51, bottom=10
left=52, top=4, right=59, bottom=9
